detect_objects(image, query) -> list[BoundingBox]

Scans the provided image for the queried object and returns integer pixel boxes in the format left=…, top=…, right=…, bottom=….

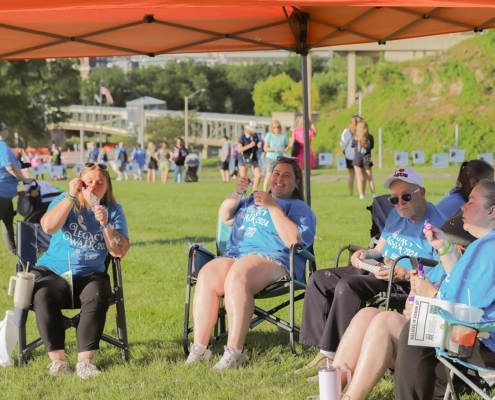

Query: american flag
left=100, top=81, right=114, bottom=104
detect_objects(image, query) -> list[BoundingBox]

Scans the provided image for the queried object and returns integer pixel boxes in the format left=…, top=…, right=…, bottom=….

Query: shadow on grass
left=131, top=237, right=216, bottom=248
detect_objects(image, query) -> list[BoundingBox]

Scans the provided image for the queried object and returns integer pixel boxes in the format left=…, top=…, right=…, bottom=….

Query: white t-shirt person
left=340, top=128, right=354, bottom=160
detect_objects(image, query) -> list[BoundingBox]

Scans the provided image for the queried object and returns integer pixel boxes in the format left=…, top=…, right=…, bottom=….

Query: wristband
left=438, top=242, right=451, bottom=256
left=65, top=194, right=77, bottom=205
left=236, top=190, right=245, bottom=195
left=101, top=223, right=114, bottom=230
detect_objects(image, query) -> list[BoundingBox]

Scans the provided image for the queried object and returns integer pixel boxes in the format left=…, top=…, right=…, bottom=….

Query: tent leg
left=301, top=54, right=311, bottom=207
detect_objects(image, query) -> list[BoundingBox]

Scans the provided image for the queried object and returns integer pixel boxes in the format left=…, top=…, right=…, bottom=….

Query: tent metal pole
left=301, top=54, right=311, bottom=207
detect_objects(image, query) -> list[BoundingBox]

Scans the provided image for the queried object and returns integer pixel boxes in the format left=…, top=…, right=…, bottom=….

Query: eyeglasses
left=388, top=187, right=420, bottom=205
left=277, top=156, right=300, bottom=164
left=274, top=126, right=281, bottom=129
left=85, top=163, right=108, bottom=170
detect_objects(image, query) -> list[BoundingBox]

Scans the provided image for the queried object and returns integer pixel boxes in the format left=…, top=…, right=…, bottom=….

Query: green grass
left=0, top=174, right=479, bottom=399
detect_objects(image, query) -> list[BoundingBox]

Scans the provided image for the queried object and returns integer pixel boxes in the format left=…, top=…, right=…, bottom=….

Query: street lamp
left=185, top=88, right=207, bottom=148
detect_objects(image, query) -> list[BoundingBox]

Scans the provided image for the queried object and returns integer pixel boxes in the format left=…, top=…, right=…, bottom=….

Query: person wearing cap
left=0, top=121, right=34, bottom=255
left=220, top=135, right=231, bottom=183
left=237, top=121, right=262, bottom=189
left=311, top=179, right=495, bottom=400
left=297, top=167, right=446, bottom=380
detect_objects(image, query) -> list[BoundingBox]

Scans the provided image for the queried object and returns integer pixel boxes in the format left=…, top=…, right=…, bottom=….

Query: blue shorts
left=237, top=154, right=259, bottom=169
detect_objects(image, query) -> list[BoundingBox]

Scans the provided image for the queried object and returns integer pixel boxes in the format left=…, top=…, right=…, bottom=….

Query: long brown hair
left=456, top=160, right=494, bottom=201
left=76, top=164, right=116, bottom=213
left=348, top=115, right=362, bottom=134
left=162, top=142, right=169, bottom=152
left=354, top=120, right=370, bottom=148
left=270, top=159, right=305, bottom=201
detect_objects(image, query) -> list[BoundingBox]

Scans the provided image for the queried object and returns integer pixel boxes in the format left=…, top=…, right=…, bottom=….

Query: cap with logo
left=244, top=121, right=261, bottom=133
left=383, top=167, right=424, bottom=189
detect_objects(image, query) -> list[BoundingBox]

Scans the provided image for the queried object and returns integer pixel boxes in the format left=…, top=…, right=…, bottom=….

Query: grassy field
left=0, top=171, right=477, bottom=399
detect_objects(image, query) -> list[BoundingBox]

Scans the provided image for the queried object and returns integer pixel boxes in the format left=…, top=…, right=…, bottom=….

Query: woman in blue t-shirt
left=263, top=120, right=289, bottom=192
left=185, top=158, right=316, bottom=371
left=436, top=159, right=493, bottom=218
left=34, top=163, right=129, bottom=378
left=316, top=179, right=495, bottom=400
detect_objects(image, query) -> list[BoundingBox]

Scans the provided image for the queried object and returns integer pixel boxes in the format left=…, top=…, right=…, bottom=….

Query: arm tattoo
left=110, top=229, right=130, bottom=256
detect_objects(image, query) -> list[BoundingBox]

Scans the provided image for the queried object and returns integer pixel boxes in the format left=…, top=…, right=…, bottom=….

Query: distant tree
left=144, top=112, right=197, bottom=147
left=252, top=73, right=320, bottom=116
left=0, top=59, right=80, bottom=147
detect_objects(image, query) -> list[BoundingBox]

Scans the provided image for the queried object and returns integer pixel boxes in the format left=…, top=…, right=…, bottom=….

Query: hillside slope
left=312, top=31, right=495, bottom=168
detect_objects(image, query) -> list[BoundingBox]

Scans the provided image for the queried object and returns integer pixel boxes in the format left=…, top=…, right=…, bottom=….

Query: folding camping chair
left=183, top=217, right=316, bottom=356
left=14, top=221, right=129, bottom=366
left=435, top=308, right=495, bottom=400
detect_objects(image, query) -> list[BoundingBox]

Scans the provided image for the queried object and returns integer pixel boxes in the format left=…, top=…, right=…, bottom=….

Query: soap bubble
left=255, top=36, right=261, bottom=42
left=113, top=236, right=121, bottom=244
left=324, top=271, right=331, bottom=277
left=455, top=181, right=462, bottom=190
left=363, top=154, right=372, bottom=166
left=363, top=139, right=370, bottom=148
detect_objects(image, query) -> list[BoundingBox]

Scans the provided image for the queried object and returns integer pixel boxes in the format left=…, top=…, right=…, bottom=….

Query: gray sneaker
left=48, top=359, right=70, bottom=377
left=213, top=346, right=249, bottom=371
left=185, top=343, right=213, bottom=366
left=76, top=358, right=102, bottom=379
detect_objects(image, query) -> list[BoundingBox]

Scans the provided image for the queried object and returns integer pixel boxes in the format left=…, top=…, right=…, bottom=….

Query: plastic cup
left=454, top=304, right=484, bottom=323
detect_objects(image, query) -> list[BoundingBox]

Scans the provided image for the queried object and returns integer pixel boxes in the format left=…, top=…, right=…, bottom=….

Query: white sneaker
left=213, top=346, right=249, bottom=371
left=47, top=359, right=70, bottom=377
left=76, top=358, right=102, bottom=379
left=124, top=175, right=129, bottom=181
left=116, top=176, right=123, bottom=181
left=185, top=343, right=213, bottom=366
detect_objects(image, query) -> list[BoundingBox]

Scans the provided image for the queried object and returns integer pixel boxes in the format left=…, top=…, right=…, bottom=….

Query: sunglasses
left=277, top=156, right=300, bottom=164
left=273, top=126, right=281, bottom=129
left=388, top=187, right=420, bottom=205
left=353, top=114, right=361, bottom=118
left=85, top=163, right=108, bottom=170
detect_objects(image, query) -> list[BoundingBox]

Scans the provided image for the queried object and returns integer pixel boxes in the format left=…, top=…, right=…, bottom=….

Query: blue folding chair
left=435, top=308, right=495, bottom=400
left=14, top=221, right=129, bottom=366
left=183, top=217, right=316, bottom=356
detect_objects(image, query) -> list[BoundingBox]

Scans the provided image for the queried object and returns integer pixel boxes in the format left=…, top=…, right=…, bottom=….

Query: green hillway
left=312, top=31, right=495, bottom=169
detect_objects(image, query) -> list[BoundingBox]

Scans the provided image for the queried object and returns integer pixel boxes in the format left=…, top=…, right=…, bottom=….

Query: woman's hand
left=375, top=265, right=411, bottom=282
left=403, top=294, right=414, bottom=320
left=236, top=176, right=250, bottom=194
left=350, top=250, right=367, bottom=268
left=410, top=270, right=437, bottom=298
left=93, top=205, right=109, bottom=226
left=69, top=178, right=84, bottom=198
left=254, top=191, right=277, bottom=209
left=424, top=226, right=449, bottom=252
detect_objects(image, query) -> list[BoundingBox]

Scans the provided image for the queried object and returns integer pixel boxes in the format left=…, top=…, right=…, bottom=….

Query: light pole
left=185, top=88, right=207, bottom=149
left=123, top=89, right=145, bottom=147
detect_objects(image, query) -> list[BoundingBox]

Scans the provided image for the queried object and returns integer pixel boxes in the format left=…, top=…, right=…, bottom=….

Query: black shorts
left=118, top=163, right=126, bottom=173
left=345, top=158, right=354, bottom=169
left=353, top=158, right=373, bottom=170
left=221, top=161, right=229, bottom=171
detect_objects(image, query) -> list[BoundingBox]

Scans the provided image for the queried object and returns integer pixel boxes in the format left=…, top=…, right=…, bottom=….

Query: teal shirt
left=0, top=140, right=21, bottom=199
left=264, top=132, right=289, bottom=160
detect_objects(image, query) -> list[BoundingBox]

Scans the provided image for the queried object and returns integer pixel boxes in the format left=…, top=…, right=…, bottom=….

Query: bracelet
left=365, top=250, right=370, bottom=259
left=236, top=190, right=245, bottom=195
left=101, top=222, right=114, bottom=230
left=65, top=194, right=77, bottom=205
left=438, top=242, right=451, bottom=256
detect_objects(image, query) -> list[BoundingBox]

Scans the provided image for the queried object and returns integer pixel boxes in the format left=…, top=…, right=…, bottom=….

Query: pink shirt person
left=292, top=126, right=316, bottom=170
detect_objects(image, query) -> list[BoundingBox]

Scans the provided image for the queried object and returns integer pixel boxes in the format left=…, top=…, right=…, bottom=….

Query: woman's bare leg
left=192, top=258, right=235, bottom=346
left=354, top=166, right=364, bottom=196
left=365, top=168, right=376, bottom=195
left=340, top=311, right=408, bottom=400
left=348, top=168, right=355, bottom=196
left=252, top=167, right=261, bottom=190
left=238, top=166, right=248, bottom=177
left=224, top=255, right=288, bottom=350
left=147, top=170, right=151, bottom=184
left=48, top=350, right=66, bottom=361
left=263, top=171, right=272, bottom=192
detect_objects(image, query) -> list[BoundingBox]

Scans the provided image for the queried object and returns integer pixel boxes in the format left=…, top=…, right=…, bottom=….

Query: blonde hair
left=100, top=148, right=106, bottom=155
left=76, top=165, right=116, bottom=213
left=295, top=116, right=304, bottom=129
left=270, top=120, right=282, bottom=133
left=147, top=142, right=156, bottom=155
left=348, top=115, right=362, bottom=134
left=355, top=120, right=370, bottom=148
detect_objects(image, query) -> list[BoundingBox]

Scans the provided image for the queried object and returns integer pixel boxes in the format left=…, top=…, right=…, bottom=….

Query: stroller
left=16, top=181, right=64, bottom=223
left=184, top=153, right=200, bottom=183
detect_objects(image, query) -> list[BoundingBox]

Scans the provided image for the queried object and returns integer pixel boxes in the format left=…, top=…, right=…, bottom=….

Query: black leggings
left=0, top=197, right=15, bottom=255
left=395, top=320, right=495, bottom=400
left=299, top=266, right=409, bottom=352
left=32, top=266, right=111, bottom=353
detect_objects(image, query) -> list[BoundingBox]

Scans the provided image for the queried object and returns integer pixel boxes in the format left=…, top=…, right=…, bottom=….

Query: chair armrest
left=295, top=245, right=315, bottom=262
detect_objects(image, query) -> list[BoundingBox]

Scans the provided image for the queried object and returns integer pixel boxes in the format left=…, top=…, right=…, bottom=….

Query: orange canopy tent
left=2, top=1, right=495, bottom=203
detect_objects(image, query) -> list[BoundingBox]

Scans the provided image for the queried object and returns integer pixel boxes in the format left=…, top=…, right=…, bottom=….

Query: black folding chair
left=183, top=217, right=316, bottom=356
left=14, top=221, right=129, bottom=366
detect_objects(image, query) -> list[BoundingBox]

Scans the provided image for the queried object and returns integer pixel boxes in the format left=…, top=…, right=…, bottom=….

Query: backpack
left=291, top=139, right=300, bottom=157
left=119, top=149, right=128, bottom=163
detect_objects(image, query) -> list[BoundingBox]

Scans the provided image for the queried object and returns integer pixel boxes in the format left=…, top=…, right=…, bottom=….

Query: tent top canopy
left=2, top=1, right=495, bottom=60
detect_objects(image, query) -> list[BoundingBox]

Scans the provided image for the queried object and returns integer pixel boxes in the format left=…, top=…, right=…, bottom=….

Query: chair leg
left=219, top=299, right=226, bottom=335
left=444, top=365, right=457, bottom=400
left=290, top=279, right=297, bottom=356
left=115, top=291, right=129, bottom=362
left=18, top=324, right=26, bottom=367
left=183, top=281, right=192, bottom=355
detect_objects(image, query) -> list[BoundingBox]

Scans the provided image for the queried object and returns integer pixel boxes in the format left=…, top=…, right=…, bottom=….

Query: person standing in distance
left=115, top=142, right=128, bottom=182
left=340, top=115, right=360, bottom=196
left=171, top=138, right=188, bottom=184
left=0, top=120, right=34, bottom=255
left=220, top=135, right=231, bottom=183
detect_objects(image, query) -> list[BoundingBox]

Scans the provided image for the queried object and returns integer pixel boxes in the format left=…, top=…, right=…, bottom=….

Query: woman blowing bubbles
left=185, top=158, right=316, bottom=370
left=34, top=163, right=129, bottom=378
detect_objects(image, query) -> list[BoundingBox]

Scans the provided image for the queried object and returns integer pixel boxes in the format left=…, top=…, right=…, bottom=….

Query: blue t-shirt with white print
left=225, top=194, right=316, bottom=282
left=380, top=203, right=446, bottom=275
left=436, top=230, right=495, bottom=353
left=436, top=187, right=466, bottom=218
left=0, top=140, right=22, bottom=199
left=37, top=194, right=129, bottom=277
